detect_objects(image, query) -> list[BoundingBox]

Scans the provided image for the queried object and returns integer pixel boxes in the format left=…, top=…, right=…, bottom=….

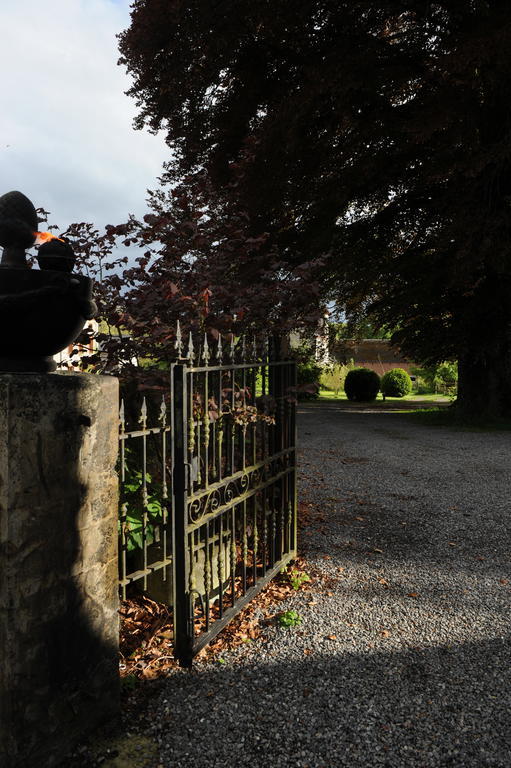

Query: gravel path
left=152, top=404, right=511, bottom=768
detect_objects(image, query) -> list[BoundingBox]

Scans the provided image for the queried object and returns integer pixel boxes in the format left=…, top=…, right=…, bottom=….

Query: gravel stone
left=152, top=403, right=511, bottom=768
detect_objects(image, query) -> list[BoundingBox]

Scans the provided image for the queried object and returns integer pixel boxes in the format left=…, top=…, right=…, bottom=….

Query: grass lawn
left=316, top=389, right=449, bottom=404
left=311, top=390, right=511, bottom=431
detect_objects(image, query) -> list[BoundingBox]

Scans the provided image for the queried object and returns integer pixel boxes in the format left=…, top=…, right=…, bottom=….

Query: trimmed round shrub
left=381, top=368, right=412, bottom=398
left=344, top=367, right=380, bottom=402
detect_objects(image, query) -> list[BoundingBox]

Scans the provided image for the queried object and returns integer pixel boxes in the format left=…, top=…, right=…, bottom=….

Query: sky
left=0, top=0, right=169, bottom=232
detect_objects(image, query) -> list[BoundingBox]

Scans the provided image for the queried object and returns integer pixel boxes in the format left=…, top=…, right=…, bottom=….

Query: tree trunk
left=457, top=339, right=511, bottom=420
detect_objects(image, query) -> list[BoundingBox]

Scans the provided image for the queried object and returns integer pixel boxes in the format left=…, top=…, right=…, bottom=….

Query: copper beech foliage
left=56, top=170, right=323, bottom=382
left=116, top=1, right=511, bottom=416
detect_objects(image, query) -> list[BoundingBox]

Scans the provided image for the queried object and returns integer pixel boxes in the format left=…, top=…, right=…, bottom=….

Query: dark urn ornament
left=0, top=190, right=96, bottom=373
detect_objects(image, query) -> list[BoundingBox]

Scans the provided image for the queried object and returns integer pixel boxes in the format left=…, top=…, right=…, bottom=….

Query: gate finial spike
left=252, top=335, right=257, bottom=360
left=202, top=332, right=210, bottom=364
left=119, top=399, right=125, bottom=432
left=188, top=332, right=195, bottom=361
left=159, top=395, right=167, bottom=425
left=229, top=333, right=235, bottom=361
left=175, top=320, right=183, bottom=358
left=139, top=397, right=148, bottom=427
left=241, top=335, right=246, bottom=362
left=216, top=333, right=223, bottom=362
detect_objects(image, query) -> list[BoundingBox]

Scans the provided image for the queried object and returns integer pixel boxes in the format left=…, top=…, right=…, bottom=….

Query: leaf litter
left=117, top=491, right=383, bottom=681
left=119, top=553, right=311, bottom=680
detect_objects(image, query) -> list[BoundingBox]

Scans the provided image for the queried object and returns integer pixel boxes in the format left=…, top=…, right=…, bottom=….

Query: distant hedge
left=344, top=368, right=380, bottom=402
left=381, top=368, right=412, bottom=398
left=296, top=360, right=322, bottom=400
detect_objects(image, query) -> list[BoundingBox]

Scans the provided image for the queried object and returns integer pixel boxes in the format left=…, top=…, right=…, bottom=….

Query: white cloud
left=0, top=0, right=169, bottom=229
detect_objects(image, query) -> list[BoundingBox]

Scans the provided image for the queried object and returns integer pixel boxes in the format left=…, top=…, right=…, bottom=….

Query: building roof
left=336, top=339, right=417, bottom=374
left=342, top=339, right=412, bottom=364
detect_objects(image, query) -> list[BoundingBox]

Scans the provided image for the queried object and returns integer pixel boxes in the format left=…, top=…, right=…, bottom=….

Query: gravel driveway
left=151, top=403, right=511, bottom=768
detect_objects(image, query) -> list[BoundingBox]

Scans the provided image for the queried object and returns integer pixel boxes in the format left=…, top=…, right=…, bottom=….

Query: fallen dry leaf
left=380, top=630, right=390, bottom=638
left=141, top=665, right=161, bottom=680
left=327, top=634, right=337, bottom=640
left=499, top=578, right=509, bottom=585
left=373, top=548, right=383, bottom=554
left=407, top=592, right=419, bottom=598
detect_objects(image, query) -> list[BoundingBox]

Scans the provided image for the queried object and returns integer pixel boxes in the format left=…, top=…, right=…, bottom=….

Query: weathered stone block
left=0, top=372, right=119, bottom=767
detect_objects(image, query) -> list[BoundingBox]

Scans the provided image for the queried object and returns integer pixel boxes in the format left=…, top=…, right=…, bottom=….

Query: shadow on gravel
left=301, top=502, right=511, bottom=572
left=161, top=636, right=511, bottom=768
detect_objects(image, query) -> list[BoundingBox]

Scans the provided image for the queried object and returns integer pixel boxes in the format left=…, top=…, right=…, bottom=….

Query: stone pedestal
left=0, top=373, right=120, bottom=768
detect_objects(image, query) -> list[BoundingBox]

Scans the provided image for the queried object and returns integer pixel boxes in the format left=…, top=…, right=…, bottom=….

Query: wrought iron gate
left=118, top=334, right=297, bottom=666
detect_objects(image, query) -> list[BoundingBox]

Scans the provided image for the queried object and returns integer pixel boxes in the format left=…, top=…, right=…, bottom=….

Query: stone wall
left=0, top=372, right=119, bottom=767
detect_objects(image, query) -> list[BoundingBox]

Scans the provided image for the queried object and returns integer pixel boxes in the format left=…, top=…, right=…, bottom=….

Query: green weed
left=287, top=569, right=311, bottom=590
left=278, top=610, right=302, bottom=629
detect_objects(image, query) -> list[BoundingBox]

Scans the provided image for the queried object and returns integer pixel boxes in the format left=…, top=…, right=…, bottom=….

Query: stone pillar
left=0, top=372, right=119, bottom=768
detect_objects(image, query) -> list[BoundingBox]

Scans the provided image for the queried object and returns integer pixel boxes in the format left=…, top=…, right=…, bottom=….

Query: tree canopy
left=114, top=1, right=511, bottom=415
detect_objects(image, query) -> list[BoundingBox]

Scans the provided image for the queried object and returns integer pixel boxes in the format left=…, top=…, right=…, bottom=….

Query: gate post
left=171, top=363, right=194, bottom=666
left=0, top=372, right=119, bottom=767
